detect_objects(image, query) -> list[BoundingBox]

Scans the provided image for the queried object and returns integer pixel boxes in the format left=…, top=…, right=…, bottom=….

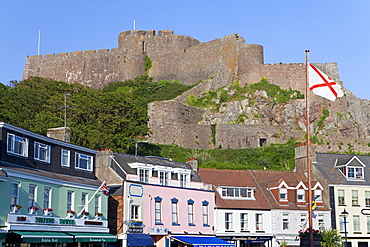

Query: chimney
left=47, top=127, right=70, bottom=142
left=188, top=158, right=198, bottom=171
left=294, top=143, right=316, bottom=172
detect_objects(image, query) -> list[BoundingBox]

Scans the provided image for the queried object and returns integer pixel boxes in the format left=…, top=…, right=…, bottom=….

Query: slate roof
left=197, top=168, right=270, bottom=210
left=315, top=153, right=370, bottom=186
left=0, top=161, right=101, bottom=186
left=111, top=152, right=202, bottom=182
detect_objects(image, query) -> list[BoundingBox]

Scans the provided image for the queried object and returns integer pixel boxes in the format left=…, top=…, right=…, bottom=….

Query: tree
left=321, top=229, right=342, bottom=247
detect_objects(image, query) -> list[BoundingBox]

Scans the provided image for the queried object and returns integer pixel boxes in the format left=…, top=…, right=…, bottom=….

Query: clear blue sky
left=1, top=0, right=369, bottom=99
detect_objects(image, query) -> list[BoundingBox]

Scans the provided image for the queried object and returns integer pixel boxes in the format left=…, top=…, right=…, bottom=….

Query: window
left=95, top=195, right=101, bottom=214
left=300, top=213, right=307, bottom=229
left=67, top=191, right=74, bottom=211
left=314, top=190, right=322, bottom=201
left=28, top=184, right=37, bottom=208
left=61, top=149, right=70, bottom=167
left=10, top=182, right=20, bottom=205
left=7, top=133, right=28, bottom=157
left=75, top=153, right=93, bottom=171
left=338, top=190, right=345, bottom=205
left=241, top=213, right=248, bottom=231
left=202, top=201, right=209, bottom=226
left=139, top=169, right=149, bottom=183
left=280, top=188, right=287, bottom=200
left=179, top=173, right=188, bottom=188
left=318, top=214, right=325, bottom=231
left=43, top=187, right=51, bottom=209
left=34, top=142, right=51, bottom=163
left=220, top=187, right=254, bottom=199
left=256, top=214, right=263, bottom=231
left=297, top=189, right=305, bottom=201
left=366, top=191, right=370, bottom=206
left=367, top=216, right=370, bottom=233
left=347, top=167, right=363, bottom=179
left=188, top=199, right=194, bottom=225
left=339, top=215, right=345, bottom=232
left=159, top=171, right=169, bottom=186
left=171, top=198, right=179, bottom=224
left=81, top=192, right=88, bottom=211
left=131, top=205, right=140, bottom=220
left=353, top=215, right=360, bottom=232
left=155, top=197, right=162, bottom=224
left=225, top=213, right=233, bottom=231
left=282, top=213, right=289, bottom=230
left=352, top=190, right=359, bottom=205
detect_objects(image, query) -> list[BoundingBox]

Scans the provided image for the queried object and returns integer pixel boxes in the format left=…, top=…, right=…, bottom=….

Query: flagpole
left=305, top=50, right=314, bottom=247
left=77, top=180, right=106, bottom=216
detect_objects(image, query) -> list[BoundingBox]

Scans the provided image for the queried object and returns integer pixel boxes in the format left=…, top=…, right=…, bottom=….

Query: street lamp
left=341, top=209, right=349, bottom=247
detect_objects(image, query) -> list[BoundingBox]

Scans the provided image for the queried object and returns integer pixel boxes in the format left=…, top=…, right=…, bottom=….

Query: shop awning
left=66, top=232, right=117, bottom=242
left=127, top=233, right=154, bottom=246
left=171, top=236, right=235, bottom=247
left=9, top=231, right=73, bottom=243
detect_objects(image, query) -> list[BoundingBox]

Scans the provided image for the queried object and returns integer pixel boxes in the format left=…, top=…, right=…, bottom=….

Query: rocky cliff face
left=148, top=80, right=370, bottom=153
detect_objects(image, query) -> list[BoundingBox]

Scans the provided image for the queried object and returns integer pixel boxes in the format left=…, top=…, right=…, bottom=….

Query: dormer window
left=314, top=189, right=322, bottom=201
left=128, top=162, right=153, bottom=184
left=280, top=188, right=288, bottom=200
left=139, top=169, right=150, bottom=183
left=336, top=156, right=365, bottom=180
left=297, top=189, right=305, bottom=201
left=220, top=187, right=255, bottom=199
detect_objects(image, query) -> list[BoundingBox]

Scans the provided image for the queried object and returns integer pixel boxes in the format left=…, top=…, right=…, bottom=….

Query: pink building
left=96, top=151, right=234, bottom=247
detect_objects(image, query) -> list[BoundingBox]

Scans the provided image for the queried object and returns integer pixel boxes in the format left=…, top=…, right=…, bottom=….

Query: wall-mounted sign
left=129, top=227, right=143, bottom=233
left=129, top=184, right=143, bottom=197
left=149, top=226, right=168, bottom=235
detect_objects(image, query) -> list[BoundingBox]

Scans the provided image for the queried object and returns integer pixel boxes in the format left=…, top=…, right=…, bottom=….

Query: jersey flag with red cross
left=309, top=63, right=344, bottom=101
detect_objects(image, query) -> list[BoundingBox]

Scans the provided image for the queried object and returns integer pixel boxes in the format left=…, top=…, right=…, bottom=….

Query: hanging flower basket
left=43, top=208, right=53, bottom=215
left=29, top=206, right=39, bottom=214
left=67, top=210, right=76, bottom=218
left=81, top=211, right=89, bottom=216
left=11, top=204, right=22, bottom=213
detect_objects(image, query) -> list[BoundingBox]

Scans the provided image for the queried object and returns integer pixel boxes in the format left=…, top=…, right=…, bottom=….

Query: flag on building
left=100, top=182, right=109, bottom=196
left=309, top=63, right=344, bottom=101
left=311, top=195, right=319, bottom=218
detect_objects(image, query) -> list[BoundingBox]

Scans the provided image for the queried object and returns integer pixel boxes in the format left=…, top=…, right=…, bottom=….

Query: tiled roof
left=197, top=168, right=270, bottom=209
left=250, top=170, right=329, bottom=211
left=112, top=152, right=202, bottom=182
left=315, top=153, right=370, bottom=185
left=0, top=162, right=101, bottom=186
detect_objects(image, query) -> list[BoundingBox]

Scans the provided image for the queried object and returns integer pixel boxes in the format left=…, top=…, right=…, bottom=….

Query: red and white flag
left=309, top=64, right=344, bottom=101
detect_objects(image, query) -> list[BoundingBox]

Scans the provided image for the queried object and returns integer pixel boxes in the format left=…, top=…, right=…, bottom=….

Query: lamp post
left=341, top=209, right=349, bottom=247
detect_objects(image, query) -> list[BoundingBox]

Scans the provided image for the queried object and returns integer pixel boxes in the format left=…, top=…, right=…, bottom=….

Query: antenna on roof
left=133, top=20, right=136, bottom=30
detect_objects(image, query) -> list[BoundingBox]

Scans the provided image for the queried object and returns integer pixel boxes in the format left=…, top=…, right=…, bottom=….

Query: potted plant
left=298, top=228, right=322, bottom=247
left=29, top=206, right=39, bottom=214
left=67, top=209, right=76, bottom=218
left=11, top=204, right=22, bottom=213
left=43, top=208, right=53, bottom=216
left=131, top=220, right=143, bottom=226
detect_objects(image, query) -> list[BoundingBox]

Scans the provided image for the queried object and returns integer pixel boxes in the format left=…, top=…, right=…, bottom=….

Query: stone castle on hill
left=22, top=30, right=370, bottom=153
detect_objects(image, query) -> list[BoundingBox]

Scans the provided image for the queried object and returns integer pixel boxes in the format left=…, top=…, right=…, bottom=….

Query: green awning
left=10, top=231, right=73, bottom=243
left=66, top=232, right=117, bottom=242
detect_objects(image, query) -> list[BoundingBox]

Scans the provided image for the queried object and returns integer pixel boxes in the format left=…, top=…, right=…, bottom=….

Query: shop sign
left=41, top=238, right=59, bottom=243
left=129, top=227, right=143, bottom=233
left=219, top=236, right=273, bottom=243
left=35, top=217, right=55, bottom=224
left=149, top=226, right=168, bottom=235
left=59, top=219, right=76, bottom=225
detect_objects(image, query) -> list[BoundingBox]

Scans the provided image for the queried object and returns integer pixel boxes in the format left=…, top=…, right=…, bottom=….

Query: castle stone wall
left=23, top=48, right=145, bottom=88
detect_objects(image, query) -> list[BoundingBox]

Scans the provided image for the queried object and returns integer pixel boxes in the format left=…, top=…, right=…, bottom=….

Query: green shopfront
left=4, top=213, right=117, bottom=247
